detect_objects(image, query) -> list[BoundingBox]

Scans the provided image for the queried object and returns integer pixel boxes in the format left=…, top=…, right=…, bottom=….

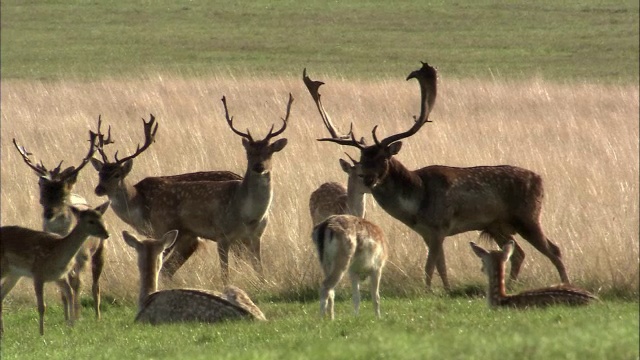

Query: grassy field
left=1, top=1, right=638, bottom=82
left=1, top=1, right=638, bottom=359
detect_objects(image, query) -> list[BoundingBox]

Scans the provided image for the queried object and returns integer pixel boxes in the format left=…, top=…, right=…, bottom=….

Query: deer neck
left=108, top=179, right=147, bottom=232
left=47, top=222, right=92, bottom=274
left=486, top=261, right=509, bottom=308
left=371, top=158, right=423, bottom=226
left=234, top=170, right=273, bottom=222
left=138, top=265, right=159, bottom=311
left=346, top=184, right=367, bottom=218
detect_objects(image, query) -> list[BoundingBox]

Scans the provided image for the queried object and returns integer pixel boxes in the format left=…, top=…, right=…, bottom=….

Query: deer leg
left=217, top=242, right=231, bottom=285
left=435, top=247, right=450, bottom=292
left=1, top=275, right=21, bottom=301
left=487, top=230, right=526, bottom=282
left=370, top=268, right=383, bottom=319
left=517, top=222, right=569, bottom=283
left=34, top=277, right=47, bottom=336
left=56, top=279, right=74, bottom=326
left=349, top=273, right=361, bottom=316
left=55, top=279, right=72, bottom=321
left=423, top=236, right=445, bottom=292
left=161, top=233, right=199, bottom=278
left=248, top=238, right=264, bottom=281
left=91, top=242, right=105, bottom=320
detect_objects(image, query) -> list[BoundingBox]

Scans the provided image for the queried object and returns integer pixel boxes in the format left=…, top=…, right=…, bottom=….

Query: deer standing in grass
left=89, top=115, right=242, bottom=279
left=122, top=230, right=266, bottom=323
left=312, top=214, right=388, bottom=319
left=12, top=132, right=107, bottom=321
left=0, top=201, right=110, bottom=336
left=303, top=69, right=370, bottom=225
left=316, top=62, right=569, bottom=291
left=470, top=241, right=596, bottom=308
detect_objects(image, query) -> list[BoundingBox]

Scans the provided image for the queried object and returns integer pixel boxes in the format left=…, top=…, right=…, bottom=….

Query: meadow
left=1, top=1, right=638, bottom=359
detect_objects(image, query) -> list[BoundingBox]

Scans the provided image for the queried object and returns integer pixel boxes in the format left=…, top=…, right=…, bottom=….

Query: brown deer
left=122, top=230, right=266, bottom=323
left=312, top=214, right=388, bottom=320
left=304, top=69, right=370, bottom=225
left=89, top=115, right=242, bottom=278
left=12, top=131, right=106, bottom=321
left=470, top=241, right=596, bottom=307
left=1, top=201, right=110, bottom=336
left=315, top=62, right=569, bottom=291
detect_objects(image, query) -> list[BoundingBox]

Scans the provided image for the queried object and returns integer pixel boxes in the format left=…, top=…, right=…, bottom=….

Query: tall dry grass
left=1, top=74, right=638, bottom=304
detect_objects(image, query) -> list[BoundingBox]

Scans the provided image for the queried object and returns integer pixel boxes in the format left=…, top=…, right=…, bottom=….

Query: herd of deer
left=0, top=62, right=597, bottom=337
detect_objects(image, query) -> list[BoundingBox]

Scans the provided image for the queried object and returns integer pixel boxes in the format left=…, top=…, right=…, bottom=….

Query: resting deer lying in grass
left=0, top=201, right=110, bottom=336
left=12, top=131, right=107, bottom=321
left=315, top=61, right=569, bottom=291
left=312, top=214, right=388, bottom=320
left=470, top=241, right=597, bottom=308
left=122, top=230, right=266, bottom=324
left=304, top=70, right=370, bottom=225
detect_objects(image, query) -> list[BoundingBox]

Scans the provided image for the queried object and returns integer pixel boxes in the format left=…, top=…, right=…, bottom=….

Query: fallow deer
left=316, top=62, right=569, bottom=291
left=312, top=214, right=388, bottom=320
left=0, top=201, right=110, bottom=336
left=304, top=69, right=370, bottom=225
left=89, top=115, right=242, bottom=279
left=470, top=241, right=596, bottom=308
left=122, top=230, right=266, bottom=324
left=12, top=131, right=106, bottom=321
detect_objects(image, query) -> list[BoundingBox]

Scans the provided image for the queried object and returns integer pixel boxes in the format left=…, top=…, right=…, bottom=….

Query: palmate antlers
left=94, top=114, right=158, bottom=165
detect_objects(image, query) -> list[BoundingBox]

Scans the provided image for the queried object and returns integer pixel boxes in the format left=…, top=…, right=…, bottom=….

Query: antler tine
left=11, top=138, right=49, bottom=176
left=265, top=93, right=293, bottom=140
left=303, top=69, right=344, bottom=140
left=317, top=122, right=366, bottom=149
left=114, top=114, right=158, bottom=164
left=60, top=131, right=98, bottom=180
left=94, top=115, right=115, bottom=163
left=344, top=152, right=359, bottom=165
left=373, top=62, right=438, bottom=147
left=221, top=96, right=253, bottom=141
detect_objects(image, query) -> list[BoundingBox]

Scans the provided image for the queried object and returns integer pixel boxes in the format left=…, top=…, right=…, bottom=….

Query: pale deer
left=12, top=132, right=106, bottom=321
left=470, top=241, right=597, bottom=308
left=122, top=230, right=266, bottom=323
left=89, top=115, right=242, bottom=278
left=0, top=201, right=110, bottom=336
left=304, top=69, right=370, bottom=225
left=316, top=62, right=570, bottom=291
left=312, top=214, right=388, bottom=320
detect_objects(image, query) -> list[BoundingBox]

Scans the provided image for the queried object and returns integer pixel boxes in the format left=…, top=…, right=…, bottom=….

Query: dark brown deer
left=316, top=62, right=569, bottom=291
left=11, top=131, right=107, bottom=321
left=89, top=115, right=242, bottom=278
left=303, top=69, right=370, bottom=225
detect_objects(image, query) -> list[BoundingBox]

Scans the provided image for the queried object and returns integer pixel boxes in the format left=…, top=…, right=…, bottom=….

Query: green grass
left=1, top=297, right=638, bottom=360
left=1, top=0, right=638, bottom=82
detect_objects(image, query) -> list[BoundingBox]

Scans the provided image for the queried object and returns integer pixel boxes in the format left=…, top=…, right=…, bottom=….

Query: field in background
left=1, top=1, right=638, bottom=82
left=1, top=73, right=638, bottom=305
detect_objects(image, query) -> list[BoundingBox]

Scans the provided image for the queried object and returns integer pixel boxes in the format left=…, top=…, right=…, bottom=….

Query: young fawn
left=470, top=240, right=597, bottom=308
left=312, top=214, right=388, bottom=319
left=122, top=230, right=266, bottom=323
left=0, top=201, right=110, bottom=336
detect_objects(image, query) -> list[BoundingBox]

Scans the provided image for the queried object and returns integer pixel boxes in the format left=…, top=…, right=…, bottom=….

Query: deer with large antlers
left=304, top=69, right=370, bottom=225
left=470, top=241, right=596, bottom=308
left=11, top=131, right=107, bottom=321
left=314, top=62, right=569, bottom=291
left=89, top=115, right=242, bottom=278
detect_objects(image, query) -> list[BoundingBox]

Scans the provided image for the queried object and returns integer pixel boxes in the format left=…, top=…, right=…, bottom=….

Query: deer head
left=13, top=132, right=97, bottom=220
left=317, top=62, right=438, bottom=188
left=221, top=94, right=293, bottom=175
left=90, top=114, right=158, bottom=196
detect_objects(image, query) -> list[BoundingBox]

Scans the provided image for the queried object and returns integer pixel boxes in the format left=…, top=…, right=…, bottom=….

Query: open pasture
left=1, top=0, right=638, bottom=358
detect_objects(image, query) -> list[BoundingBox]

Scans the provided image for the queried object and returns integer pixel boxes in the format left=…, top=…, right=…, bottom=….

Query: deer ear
left=388, top=141, right=402, bottom=156
left=339, top=158, right=351, bottom=173
left=70, top=206, right=82, bottom=218
left=122, top=230, right=142, bottom=250
left=502, top=240, right=515, bottom=261
left=270, top=138, right=288, bottom=152
left=161, top=230, right=179, bottom=250
left=91, top=158, right=103, bottom=171
left=95, top=201, right=111, bottom=215
left=121, top=159, right=134, bottom=176
left=469, top=242, right=488, bottom=258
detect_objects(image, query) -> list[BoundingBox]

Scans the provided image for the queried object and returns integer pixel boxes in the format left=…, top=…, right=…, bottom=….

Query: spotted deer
left=304, top=69, right=370, bottom=225
left=1, top=201, right=110, bottom=336
left=12, top=131, right=106, bottom=321
left=89, top=115, right=242, bottom=279
left=312, top=214, right=388, bottom=320
left=315, top=62, right=569, bottom=291
left=122, top=230, right=266, bottom=323
left=470, top=241, right=596, bottom=308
